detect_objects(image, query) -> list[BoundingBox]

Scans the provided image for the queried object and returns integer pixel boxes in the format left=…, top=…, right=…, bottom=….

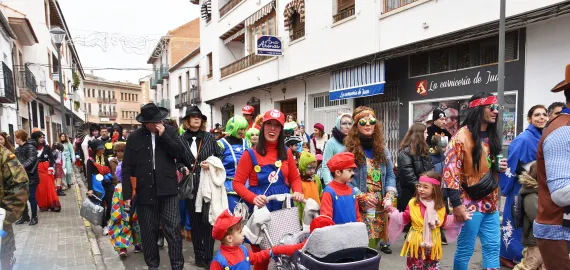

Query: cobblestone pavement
left=12, top=170, right=103, bottom=270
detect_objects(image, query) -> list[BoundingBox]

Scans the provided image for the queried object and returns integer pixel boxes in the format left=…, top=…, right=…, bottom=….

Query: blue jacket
left=321, top=137, right=346, bottom=185
left=349, top=149, right=397, bottom=197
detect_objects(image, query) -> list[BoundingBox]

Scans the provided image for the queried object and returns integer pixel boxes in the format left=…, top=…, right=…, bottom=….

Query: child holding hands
left=385, top=171, right=472, bottom=269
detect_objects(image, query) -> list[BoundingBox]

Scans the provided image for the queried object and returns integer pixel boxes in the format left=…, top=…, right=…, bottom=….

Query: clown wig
left=245, top=127, right=260, bottom=144
left=225, top=116, right=249, bottom=138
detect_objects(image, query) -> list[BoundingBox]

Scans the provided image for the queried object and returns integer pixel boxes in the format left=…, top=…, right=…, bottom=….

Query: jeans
left=23, top=184, right=38, bottom=218
left=454, top=211, right=500, bottom=270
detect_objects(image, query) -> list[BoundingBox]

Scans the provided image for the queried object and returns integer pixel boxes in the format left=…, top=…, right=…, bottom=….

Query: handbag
left=80, top=195, right=105, bottom=226
left=178, top=138, right=202, bottom=200
left=461, top=170, right=498, bottom=201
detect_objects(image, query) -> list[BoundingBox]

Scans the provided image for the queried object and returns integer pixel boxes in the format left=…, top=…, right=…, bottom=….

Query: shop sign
left=416, top=70, right=500, bottom=96
left=329, top=82, right=385, bottom=101
left=255, top=35, right=282, bottom=56
left=100, top=117, right=110, bottom=122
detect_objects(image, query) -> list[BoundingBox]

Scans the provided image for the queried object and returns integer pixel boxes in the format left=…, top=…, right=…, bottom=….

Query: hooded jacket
left=321, top=113, right=351, bottom=185
left=519, top=172, right=538, bottom=247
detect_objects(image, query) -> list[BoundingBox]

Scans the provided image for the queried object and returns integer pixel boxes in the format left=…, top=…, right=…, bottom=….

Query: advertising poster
left=503, top=112, right=516, bottom=145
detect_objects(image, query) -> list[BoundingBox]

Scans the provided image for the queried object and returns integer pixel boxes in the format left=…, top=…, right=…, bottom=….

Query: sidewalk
left=12, top=170, right=103, bottom=270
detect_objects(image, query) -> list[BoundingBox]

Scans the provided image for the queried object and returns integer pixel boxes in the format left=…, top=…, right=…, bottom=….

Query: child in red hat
left=210, top=210, right=300, bottom=270
left=320, top=152, right=362, bottom=224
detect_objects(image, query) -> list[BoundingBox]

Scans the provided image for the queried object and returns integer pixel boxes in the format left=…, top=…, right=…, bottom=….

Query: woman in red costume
left=31, top=131, right=61, bottom=212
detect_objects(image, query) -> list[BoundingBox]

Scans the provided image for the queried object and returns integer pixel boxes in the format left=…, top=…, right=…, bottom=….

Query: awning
left=245, top=0, right=275, bottom=26
left=223, top=27, right=245, bottom=44
left=201, top=0, right=211, bottom=20
left=329, top=59, right=385, bottom=101
left=284, top=0, right=305, bottom=31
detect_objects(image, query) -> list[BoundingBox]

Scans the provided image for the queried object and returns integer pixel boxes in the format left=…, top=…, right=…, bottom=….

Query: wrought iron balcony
left=150, top=78, right=157, bottom=89
left=290, top=28, right=305, bottom=42
left=161, top=64, right=169, bottom=79
left=220, top=0, right=244, bottom=17
left=384, top=0, right=419, bottom=13
left=99, top=111, right=117, bottom=118
left=0, top=62, right=15, bottom=103
left=190, top=86, right=201, bottom=104
left=15, top=65, right=37, bottom=103
left=175, top=94, right=180, bottom=109
left=155, top=68, right=163, bottom=84
left=333, top=5, right=355, bottom=23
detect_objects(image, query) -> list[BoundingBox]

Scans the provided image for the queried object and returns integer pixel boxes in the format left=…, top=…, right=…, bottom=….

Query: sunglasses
left=486, top=104, right=500, bottom=111
left=358, top=118, right=377, bottom=126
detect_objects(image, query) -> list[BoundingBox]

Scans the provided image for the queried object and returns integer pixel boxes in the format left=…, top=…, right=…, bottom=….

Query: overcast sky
left=58, top=0, right=200, bottom=84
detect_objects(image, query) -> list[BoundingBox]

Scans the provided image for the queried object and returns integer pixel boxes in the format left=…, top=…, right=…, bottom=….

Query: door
left=280, top=99, right=297, bottom=122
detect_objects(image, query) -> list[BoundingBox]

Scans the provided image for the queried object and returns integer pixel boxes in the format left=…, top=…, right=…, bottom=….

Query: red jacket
left=210, top=243, right=304, bottom=270
left=233, top=141, right=303, bottom=203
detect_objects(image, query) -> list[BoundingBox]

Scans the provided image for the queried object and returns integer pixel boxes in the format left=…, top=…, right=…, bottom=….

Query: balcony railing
left=384, top=0, right=418, bottom=13
left=333, top=5, right=355, bottom=23
left=15, top=65, right=37, bottom=93
left=290, top=28, right=305, bottom=42
left=221, top=53, right=270, bottom=78
left=0, top=62, right=15, bottom=103
left=155, top=68, right=163, bottom=84
left=175, top=94, right=180, bottom=109
left=110, top=97, right=117, bottom=103
left=161, top=64, right=169, bottom=79
left=99, top=111, right=117, bottom=118
left=181, top=92, right=189, bottom=106
left=150, top=78, right=157, bottom=89
left=97, top=97, right=111, bottom=103
left=219, top=0, right=244, bottom=17
left=190, top=86, right=201, bottom=104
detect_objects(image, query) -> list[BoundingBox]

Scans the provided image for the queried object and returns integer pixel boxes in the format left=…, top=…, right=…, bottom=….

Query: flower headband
left=419, top=176, right=440, bottom=185
left=354, top=110, right=375, bottom=122
left=468, top=96, right=498, bottom=108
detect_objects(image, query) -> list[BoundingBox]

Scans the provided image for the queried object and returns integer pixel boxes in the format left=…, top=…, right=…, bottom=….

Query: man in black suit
left=122, top=103, right=184, bottom=270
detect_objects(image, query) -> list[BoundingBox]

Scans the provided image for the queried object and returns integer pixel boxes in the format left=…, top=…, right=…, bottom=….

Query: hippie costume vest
left=536, top=114, right=570, bottom=228
left=454, top=127, right=496, bottom=193
left=401, top=198, right=446, bottom=261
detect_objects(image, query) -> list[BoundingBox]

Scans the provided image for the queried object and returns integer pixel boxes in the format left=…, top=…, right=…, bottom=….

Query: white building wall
left=0, top=21, right=17, bottom=133
left=169, top=56, right=201, bottom=121
left=524, top=14, right=570, bottom=127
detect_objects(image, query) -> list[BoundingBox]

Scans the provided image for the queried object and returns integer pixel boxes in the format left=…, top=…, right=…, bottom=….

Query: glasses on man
left=486, top=104, right=500, bottom=111
left=358, top=118, right=377, bottom=126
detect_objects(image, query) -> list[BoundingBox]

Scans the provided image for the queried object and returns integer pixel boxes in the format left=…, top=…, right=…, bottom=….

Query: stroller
left=244, top=194, right=381, bottom=270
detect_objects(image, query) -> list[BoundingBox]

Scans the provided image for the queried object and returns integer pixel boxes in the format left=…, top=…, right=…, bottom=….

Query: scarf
left=419, top=198, right=439, bottom=249
left=90, top=155, right=110, bottom=175
left=359, top=134, right=373, bottom=149
left=331, top=127, right=345, bottom=144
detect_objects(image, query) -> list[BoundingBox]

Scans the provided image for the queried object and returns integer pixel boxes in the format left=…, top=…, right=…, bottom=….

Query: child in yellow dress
left=385, top=171, right=472, bottom=269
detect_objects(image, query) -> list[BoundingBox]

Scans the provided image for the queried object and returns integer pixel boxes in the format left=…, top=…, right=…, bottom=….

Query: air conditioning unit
left=49, top=107, right=55, bottom=115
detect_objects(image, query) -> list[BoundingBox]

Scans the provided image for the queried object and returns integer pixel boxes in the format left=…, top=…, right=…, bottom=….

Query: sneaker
left=379, top=245, right=392, bottom=254
left=103, top=226, right=109, bottom=236
left=119, top=248, right=127, bottom=257
left=134, top=245, right=143, bottom=253
left=57, top=190, right=66, bottom=196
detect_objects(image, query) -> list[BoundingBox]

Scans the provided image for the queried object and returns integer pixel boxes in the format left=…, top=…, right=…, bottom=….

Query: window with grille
left=313, top=94, right=347, bottom=109
left=409, top=30, right=519, bottom=77
left=290, top=12, right=305, bottom=42
left=207, top=53, right=213, bottom=79
left=221, top=103, right=234, bottom=126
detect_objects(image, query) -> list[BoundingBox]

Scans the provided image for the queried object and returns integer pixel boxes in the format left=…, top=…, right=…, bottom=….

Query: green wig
left=245, top=127, right=260, bottom=147
left=225, top=116, right=249, bottom=138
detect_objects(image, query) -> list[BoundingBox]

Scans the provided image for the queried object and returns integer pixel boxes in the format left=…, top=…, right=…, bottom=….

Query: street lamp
left=50, top=26, right=67, bottom=135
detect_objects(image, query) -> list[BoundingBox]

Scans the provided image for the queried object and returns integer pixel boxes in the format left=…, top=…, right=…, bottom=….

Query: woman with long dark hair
left=443, top=92, right=507, bottom=269
left=498, top=104, right=548, bottom=267
left=344, top=106, right=397, bottom=254
left=233, top=109, right=304, bottom=270
left=31, top=131, right=61, bottom=212
left=397, top=123, right=434, bottom=212
left=0, top=133, right=15, bottom=153
left=59, top=133, right=75, bottom=188
left=14, top=130, right=39, bottom=225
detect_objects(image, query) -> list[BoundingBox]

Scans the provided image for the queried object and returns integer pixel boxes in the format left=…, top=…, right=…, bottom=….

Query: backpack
left=511, top=193, right=526, bottom=230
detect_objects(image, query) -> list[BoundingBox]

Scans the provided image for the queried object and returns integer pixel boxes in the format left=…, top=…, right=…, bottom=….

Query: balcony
left=290, top=28, right=305, bottom=42
left=15, top=65, right=37, bottom=103
left=384, top=0, right=419, bottom=13
left=220, top=0, right=244, bottom=18
left=333, top=5, right=355, bottom=23
left=98, top=111, right=117, bottom=118
left=175, top=94, right=180, bottom=109
left=110, top=98, right=117, bottom=103
left=181, top=92, right=189, bottom=106
left=155, top=68, right=163, bottom=84
left=0, top=62, right=15, bottom=103
left=157, top=99, right=170, bottom=109
left=190, top=86, right=202, bottom=104
left=97, top=97, right=110, bottom=103
left=161, top=64, right=169, bottom=79
left=150, top=78, right=157, bottom=89
left=221, top=53, right=270, bottom=78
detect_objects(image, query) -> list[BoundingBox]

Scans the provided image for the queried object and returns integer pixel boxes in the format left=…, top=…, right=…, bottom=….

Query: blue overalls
left=246, top=148, right=291, bottom=212
left=220, top=138, right=248, bottom=212
left=322, top=185, right=357, bottom=224
left=212, top=245, right=251, bottom=270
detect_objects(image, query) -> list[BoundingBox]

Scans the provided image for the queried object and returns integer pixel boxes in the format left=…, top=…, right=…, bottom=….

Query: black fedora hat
left=183, top=105, right=207, bottom=121
left=136, top=103, right=169, bottom=123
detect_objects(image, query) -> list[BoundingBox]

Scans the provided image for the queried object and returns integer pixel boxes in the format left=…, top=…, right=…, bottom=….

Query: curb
left=74, top=174, right=107, bottom=270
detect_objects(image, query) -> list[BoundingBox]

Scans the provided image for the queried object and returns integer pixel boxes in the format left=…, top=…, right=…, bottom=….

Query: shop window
left=411, top=93, right=517, bottom=145
left=409, top=30, right=519, bottom=77
left=207, top=53, right=213, bottom=79
left=221, top=103, right=234, bottom=126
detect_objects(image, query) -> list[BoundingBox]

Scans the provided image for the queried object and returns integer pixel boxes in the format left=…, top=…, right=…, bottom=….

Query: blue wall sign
left=329, top=82, right=385, bottom=101
left=256, top=35, right=282, bottom=56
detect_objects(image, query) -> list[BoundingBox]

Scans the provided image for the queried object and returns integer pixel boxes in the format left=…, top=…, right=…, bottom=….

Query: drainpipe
left=209, top=102, right=214, bottom=129
left=302, top=79, right=307, bottom=127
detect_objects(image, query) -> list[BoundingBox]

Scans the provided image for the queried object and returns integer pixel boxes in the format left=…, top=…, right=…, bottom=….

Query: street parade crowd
left=0, top=66, right=569, bottom=270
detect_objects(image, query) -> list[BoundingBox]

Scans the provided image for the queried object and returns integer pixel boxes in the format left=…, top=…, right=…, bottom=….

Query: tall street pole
left=497, top=0, right=506, bottom=143
left=56, top=44, right=67, bottom=135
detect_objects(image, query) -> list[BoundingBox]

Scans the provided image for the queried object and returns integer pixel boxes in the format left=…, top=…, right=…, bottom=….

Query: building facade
left=1, top=0, right=86, bottom=144
left=83, top=74, right=141, bottom=131
left=189, top=0, right=570, bottom=155
left=171, top=47, right=201, bottom=121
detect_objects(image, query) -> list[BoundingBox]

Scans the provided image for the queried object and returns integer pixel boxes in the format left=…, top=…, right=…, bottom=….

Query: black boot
left=15, top=214, right=30, bottom=225
left=57, top=189, right=66, bottom=196
left=29, top=217, right=38, bottom=226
